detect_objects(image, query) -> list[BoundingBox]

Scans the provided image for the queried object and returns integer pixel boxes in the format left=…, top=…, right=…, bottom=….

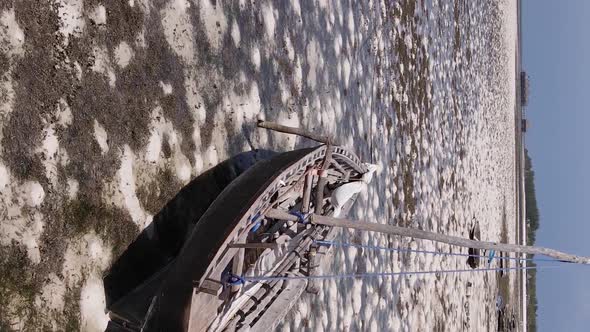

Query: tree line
left=524, top=148, right=539, bottom=332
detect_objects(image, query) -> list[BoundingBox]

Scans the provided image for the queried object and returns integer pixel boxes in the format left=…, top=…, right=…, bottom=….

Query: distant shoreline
left=515, top=0, right=528, bottom=331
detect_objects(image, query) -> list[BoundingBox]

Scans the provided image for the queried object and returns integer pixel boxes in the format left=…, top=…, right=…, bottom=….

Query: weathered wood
left=151, top=146, right=367, bottom=332
left=330, top=159, right=347, bottom=174
left=264, top=209, right=297, bottom=221
left=198, top=279, right=223, bottom=296
left=226, top=278, right=284, bottom=331
left=306, top=246, right=320, bottom=294
left=248, top=279, right=308, bottom=332
left=210, top=283, right=268, bottom=332
left=310, top=214, right=590, bottom=265
left=208, top=222, right=265, bottom=290
left=237, top=280, right=285, bottom=330
left=301, top=170, right=314, bottom=213
left=210, top=247, right=239, bottom=282
left=314, top=145, right=333, bottom=215
left=158, top=149, right=320, bottom=332
left=187, top=291, right=223, bottom=332
left=326, top=168, right=344, bottom=178
left=257, top=120, right=335, bottom=144
left=274, top=170, right=308, bottom=208
left=342, top=170, right=351, bottom=182
left=265, top=209, right=590, bottom=265
left=232, top=249, right=245, bottom=293
left=214, top=256, right=297, bottom=331
left=231, top=232, right=250, bottom=293
left=228, top=243, right=279, bottom=250
left=210, top=230, right=316, bottom=332
left=222, top=317, right=238, bottom=332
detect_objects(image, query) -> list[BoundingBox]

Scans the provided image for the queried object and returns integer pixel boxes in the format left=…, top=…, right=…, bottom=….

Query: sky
left=522, top=0, right=590, bottom=331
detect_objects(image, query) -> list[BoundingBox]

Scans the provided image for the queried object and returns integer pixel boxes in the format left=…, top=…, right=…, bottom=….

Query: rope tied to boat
left=289, top=210, right=310, bottom=224
left=238, top=265, right=553, bottom=283
left=314, top=240, right=563, bottom=262
left=487, top=249, right=497, bottom=267
left=222, top=272, right=246, bottom=286
left=249, top=213, right=262, bottom=233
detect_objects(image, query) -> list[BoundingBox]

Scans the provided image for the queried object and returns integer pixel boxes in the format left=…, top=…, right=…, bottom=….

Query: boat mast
left=265, top=209, right=590, bottom=265
left=258, top=121, right=590, bottom=266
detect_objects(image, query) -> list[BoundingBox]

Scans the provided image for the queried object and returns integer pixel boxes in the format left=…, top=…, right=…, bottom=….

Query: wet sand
left=0, top=0, right=517, bottom=330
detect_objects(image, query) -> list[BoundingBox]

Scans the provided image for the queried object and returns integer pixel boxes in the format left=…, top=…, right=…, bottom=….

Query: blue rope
left=488, top=249, right=496, bottom=267
left=241, top=265, right=550, bottom=283
left=289, top=210, right=309, bottom=224
left=314, top=240, right=561, bottom=263
left=249, top=213, right=262, bottom=233
left=222, top=272, right=245, bottom=286
left=249, top=212, right=261, bottom=223
left=250, top=222, right=262, bottom=233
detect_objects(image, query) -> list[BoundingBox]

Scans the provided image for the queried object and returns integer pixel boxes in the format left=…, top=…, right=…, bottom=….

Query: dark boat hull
left=145, top=148, right=316, bottom=331
left=104, top=150, right=278, bottom=329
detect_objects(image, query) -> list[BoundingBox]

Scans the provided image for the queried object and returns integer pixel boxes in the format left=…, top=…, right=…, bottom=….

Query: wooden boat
left=104, top=121, right=590, bottom=332
left=105, top=143, right=371, bottom=332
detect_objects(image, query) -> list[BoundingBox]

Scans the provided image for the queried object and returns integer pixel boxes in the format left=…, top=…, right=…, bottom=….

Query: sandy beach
left=0, top=0, right=518, bottom=330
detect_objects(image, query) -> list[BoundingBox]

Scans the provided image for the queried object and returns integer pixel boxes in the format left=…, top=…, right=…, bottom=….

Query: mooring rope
left=314, top=240, right=563, bottom=263
left=237, top=265, right=551, bottom=284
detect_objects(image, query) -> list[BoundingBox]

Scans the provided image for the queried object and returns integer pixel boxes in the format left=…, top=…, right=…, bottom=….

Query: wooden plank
left=306, top=246, right=320, bottom=294
left=237, top=280, right=285, bottom=330
left=342, top=170, right=351, bottom=182
left=209, top=247, right=239, bottom=280
left=187, top=291, right=223, bottom=332
left=209, top=230, right=315, bottom=332
left=231, top=232, right=250, bottom=293
left=275, top=171, right=308, bottom=208
left=228, top=234, right=317, bottom=330
left=314, top=145, right=333, bottom=215
left=231, top=248, right=245, bottom=293
left=155, top=146, right=368, bottom=331
left=310, top=214, right=590, bottom=264
left=265, top=209, right=590, bottom=265
left=330, top=158, right=347, bottom=174
left=223, top=317, right=239, bottom=332
left=301, top=171, right=314, bottom=213
left=198, top=147, right=324, bottom=285
left=264, top=209, right=300, bottom=222
left=257, top=120, right=336, bottom=145
left=248, top=279, right=308, bottom=332
left=228, top=243, right=279, bottom=250
left=308, top=197, right=355, bottom=294
left=209, top=284, right=267, bottom=332
left=205, top=220, right=256, bottom=289
left=198, top=279, right=223, bottom=296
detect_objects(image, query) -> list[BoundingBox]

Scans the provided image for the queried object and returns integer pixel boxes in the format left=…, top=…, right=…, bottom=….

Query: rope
left=488, top=249, right=496, bottom=267
left=222, top=272, right=245, bottom=286
left=249, top=213, right=262, bottom=233
left=289, top=210, right=309, bottom=224
left=314, top=240, right=562, bottom=263
left=241, top=265, right=550, bottom=283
